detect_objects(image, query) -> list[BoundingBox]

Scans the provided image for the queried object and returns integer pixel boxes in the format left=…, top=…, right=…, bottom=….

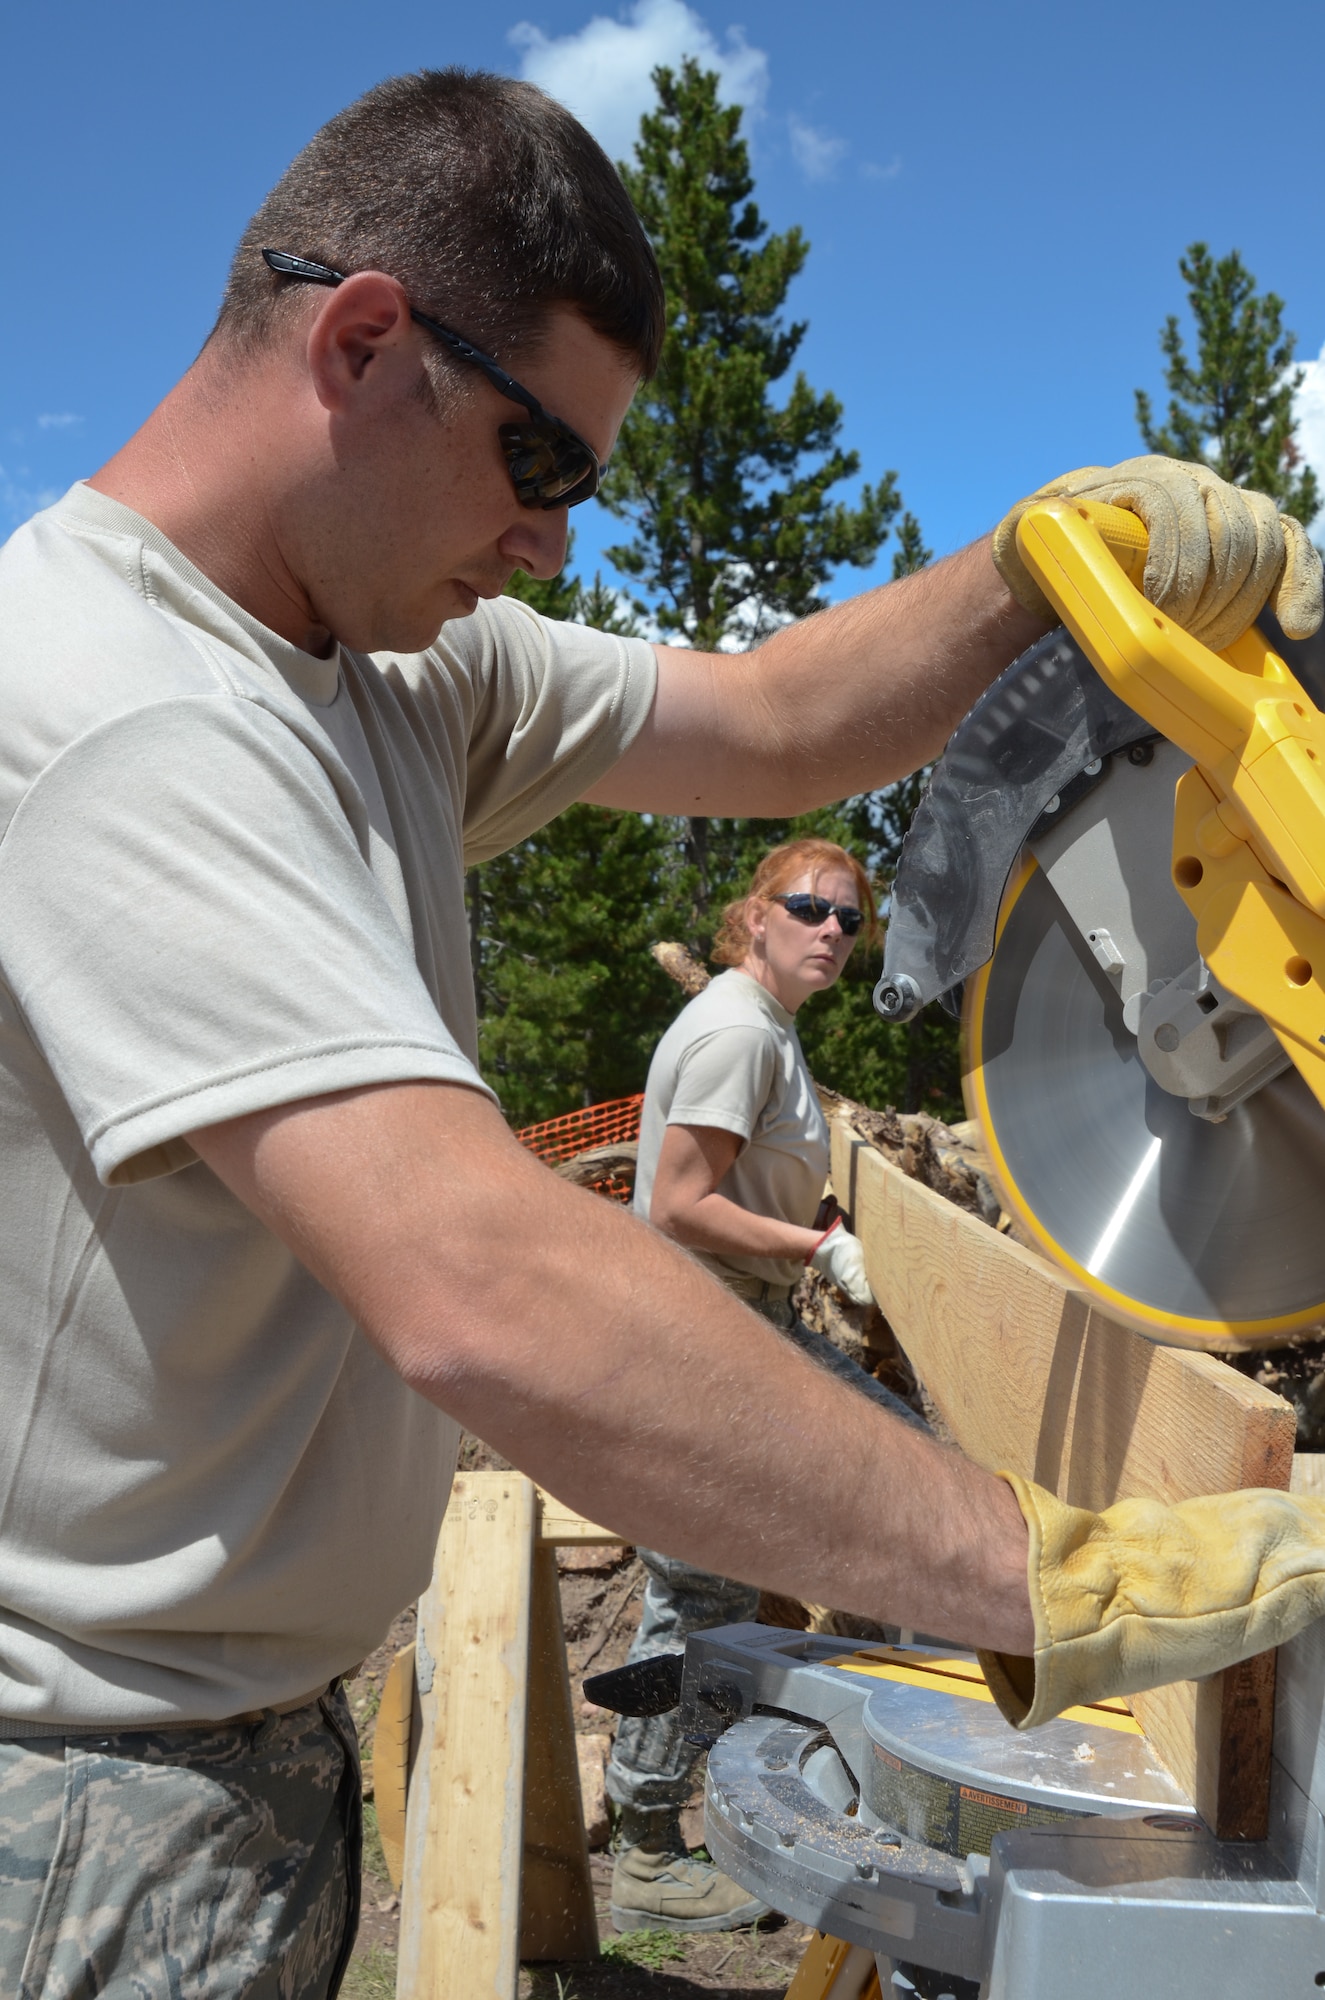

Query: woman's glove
left=979, top=1470, right=1325, bottom=1732
left=993, top=455, right=1323, bottom=653
left=808, top=1219, right=874, bottom=1306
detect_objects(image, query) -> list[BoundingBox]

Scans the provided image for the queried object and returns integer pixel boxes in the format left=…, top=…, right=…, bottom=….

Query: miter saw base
left=663, top=1623, right=1325, bottom=1999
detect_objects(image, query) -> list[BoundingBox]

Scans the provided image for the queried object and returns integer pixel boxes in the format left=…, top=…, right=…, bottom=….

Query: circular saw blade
left=963, top=860, right=1325, bottom=1349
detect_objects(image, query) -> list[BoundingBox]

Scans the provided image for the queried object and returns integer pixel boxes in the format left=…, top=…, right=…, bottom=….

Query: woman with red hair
left=607, top=837, right=923, bottom=1936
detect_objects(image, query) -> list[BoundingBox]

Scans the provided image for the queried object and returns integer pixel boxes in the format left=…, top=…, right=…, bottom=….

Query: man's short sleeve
left=667, top=1026, right=777, bottom=1145
left=0, top=694, right=487, bottom=1186
left=436, top=597, right=657, bottom=864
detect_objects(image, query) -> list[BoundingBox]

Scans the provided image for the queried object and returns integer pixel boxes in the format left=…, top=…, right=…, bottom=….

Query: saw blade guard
left=888, top=500, right=1325, bottom=1346
left=873, top=628, right=1152, bottom=1021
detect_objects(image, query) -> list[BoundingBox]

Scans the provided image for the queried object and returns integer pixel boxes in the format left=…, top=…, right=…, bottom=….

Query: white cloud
left=1295, top=341, right=1325, bottom=527
left=36, top=411, right=82, bottom=430
left=788, top=115, right=845, bottom=183
left=860, top=155, right=902, bottom=183
left=509, top=0, right=769, bottom=165
left=1, top=467, right=60, bottom=535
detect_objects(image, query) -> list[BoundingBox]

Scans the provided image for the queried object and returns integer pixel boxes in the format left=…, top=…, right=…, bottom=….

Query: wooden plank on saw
left=396, top=1471, right=537, bottom=2000
left=519, top=1545, right=600, bottom=1962
left=830, top=1122, right=1296, bottom=1841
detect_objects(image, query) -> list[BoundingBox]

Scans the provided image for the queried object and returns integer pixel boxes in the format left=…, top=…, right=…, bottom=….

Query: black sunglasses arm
left=260, top=248, right=550, bottom=422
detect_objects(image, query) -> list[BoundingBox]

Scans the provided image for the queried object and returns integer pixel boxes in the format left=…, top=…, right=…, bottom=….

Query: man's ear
left=305, top=272, right=418, bottom=414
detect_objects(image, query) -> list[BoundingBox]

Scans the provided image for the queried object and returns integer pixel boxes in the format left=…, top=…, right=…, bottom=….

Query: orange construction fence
left=516, top=1094, right=644, bottom=1202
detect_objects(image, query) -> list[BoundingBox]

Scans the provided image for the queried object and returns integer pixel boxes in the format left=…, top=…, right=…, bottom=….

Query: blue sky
left=5, top=0, right=1325, bottom=606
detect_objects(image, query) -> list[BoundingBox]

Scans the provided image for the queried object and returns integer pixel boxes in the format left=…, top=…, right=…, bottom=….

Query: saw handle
left=1014, top=496, right=1325, bottom=917
left=1069, top=498, right=1149, bottom=586
left=1016, top=494, right=1325, bottom=1121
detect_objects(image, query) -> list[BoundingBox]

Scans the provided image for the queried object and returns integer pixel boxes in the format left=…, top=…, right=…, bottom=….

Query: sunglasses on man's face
left=771, top=893, right=865, bottom=936
left=261, top=250, right=604, bottom=510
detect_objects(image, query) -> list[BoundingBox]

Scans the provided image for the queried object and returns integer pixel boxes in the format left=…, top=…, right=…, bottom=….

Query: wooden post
left=395, top=1472, right=537, bottom=2000
left=519, top=1546, right=600, bottom=1960
left=830, top=1120, right=1296, bottom=1840
left=390, top=1473, right=622, bottom=1998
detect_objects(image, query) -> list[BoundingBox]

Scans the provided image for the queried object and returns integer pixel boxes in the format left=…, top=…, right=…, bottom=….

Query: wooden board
left=784, top=1932, right=879, bottom=1999
left=1291, top=1453, right=1325, bottom=1499
left=519, top=1546, right=600, bottom=1961
left=373, top=1641, right=415, bottom=1891
left=830, top=1122, right=1297, bottom=1839
left=535, top=1489, right=622, bottom=1547
left=396, top=1472, right=538, bottom=2000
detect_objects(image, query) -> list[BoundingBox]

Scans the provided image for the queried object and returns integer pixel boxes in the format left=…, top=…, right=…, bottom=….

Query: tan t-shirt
left=633, top=969, right=829, bottom=1289
left=0, top=483, right=657, bottom=1727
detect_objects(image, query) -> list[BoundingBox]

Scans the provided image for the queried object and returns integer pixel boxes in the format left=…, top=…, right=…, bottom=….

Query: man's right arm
left=188, top=1075, right=1035, bottom=1655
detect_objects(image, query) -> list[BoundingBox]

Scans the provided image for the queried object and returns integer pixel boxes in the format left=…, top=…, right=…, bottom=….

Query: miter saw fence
left=588, top=1623, right=1325, bottom=1999
left=874, top=502, right=1325, bottom=1347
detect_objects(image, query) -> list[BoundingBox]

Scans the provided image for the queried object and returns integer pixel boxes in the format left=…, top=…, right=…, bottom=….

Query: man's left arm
left=583, top=455, right=1324, bottom=819
left=583, top=535, right=1037, bottom=817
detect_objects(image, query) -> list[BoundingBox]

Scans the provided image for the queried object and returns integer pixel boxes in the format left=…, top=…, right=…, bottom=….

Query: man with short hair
left=1, top=68, right=1322, bottom=1996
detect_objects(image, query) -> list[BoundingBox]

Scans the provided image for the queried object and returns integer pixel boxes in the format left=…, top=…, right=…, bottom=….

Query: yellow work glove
left=993, top=455, right=1323, bottom=654
left=978, top=1470, right=1325, bottom=1732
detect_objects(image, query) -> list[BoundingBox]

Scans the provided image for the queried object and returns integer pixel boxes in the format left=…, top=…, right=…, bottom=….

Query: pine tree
left=469, top=795, right=689, bottom=1124
left=604, top=59, right=902, bottom=928
left=890, top=512, right=933, bottom=580
left=467, top=547, right=688, bottom=1124
left=1136, top=242, right=1319, bottom=525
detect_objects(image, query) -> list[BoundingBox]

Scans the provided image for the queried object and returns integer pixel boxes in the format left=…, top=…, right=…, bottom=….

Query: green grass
left=600, top=1927, right=687, bottom=1970
left=361, top=1801, right=390, bottom=1888
left=341, top=1943, right=397, bottom=2000
left=525, top=1974, right=581, bottom=2000
left=352, top=1677, right=382, bottom=1747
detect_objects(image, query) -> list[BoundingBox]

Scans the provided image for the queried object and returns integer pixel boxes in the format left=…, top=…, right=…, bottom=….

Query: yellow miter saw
left=875, top=499, right=1325, bottom=1350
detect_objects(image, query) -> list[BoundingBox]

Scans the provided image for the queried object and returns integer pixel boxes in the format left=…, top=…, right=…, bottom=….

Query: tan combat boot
left=609, top=1807, right=772, bottom=1934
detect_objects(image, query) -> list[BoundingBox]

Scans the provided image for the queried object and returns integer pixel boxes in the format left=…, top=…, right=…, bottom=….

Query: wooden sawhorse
left=375, top=1471, right=621, bottom=1998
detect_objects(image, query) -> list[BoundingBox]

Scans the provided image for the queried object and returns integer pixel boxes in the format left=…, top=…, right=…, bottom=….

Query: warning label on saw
left=866, top=1742, right=1084, bottom=1855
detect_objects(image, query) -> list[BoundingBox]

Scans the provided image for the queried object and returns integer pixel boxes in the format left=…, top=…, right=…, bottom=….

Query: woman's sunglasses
left=771, top=893, right=864, bottom=936
left=261, top=250, right=603, bottom=510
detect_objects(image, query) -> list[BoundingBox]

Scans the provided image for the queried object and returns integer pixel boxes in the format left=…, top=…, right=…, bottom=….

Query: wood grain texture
left=396, top=1472, right=536, bottom=2000
left=783, top=1932, right=879, bottom=2000
left=830, top=1122, right=1296, bottom=1838
left=1291, top=1453, right=1325, bottom=1499
left=519, top=1546, right=600, bottom=1962
left=372, top=1641, right=415, bottom=1892
left=534, top=1490, right=622, bottom=1547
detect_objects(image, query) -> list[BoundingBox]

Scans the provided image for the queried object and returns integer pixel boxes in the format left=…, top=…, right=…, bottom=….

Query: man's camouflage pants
left=0, top=1687, right=360, bottom=2000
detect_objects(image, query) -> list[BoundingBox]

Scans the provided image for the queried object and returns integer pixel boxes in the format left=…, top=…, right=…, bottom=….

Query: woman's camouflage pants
left=0, top=1688, right=361, bottom=2000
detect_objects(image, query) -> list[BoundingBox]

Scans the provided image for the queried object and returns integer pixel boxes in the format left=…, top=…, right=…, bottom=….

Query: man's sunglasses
left=261, top=249, right=603, bottom=510
left=771, top=893, right=865, bottom=936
